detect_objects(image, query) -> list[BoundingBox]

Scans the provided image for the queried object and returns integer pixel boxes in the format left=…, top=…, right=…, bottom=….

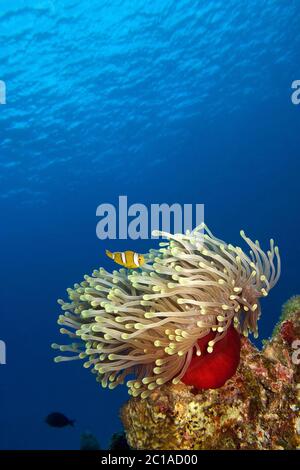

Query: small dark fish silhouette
left=45, top=412, right=75, bottom=428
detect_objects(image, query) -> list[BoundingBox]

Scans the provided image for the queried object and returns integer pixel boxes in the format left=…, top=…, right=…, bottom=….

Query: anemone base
left=121, top=298, right=300, bottom=450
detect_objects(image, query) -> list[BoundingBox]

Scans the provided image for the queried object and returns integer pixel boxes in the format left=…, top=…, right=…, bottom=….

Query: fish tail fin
left=106, top=249, right=113, bottom=260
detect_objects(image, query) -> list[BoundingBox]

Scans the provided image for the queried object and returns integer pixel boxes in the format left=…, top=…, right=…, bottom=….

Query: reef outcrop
left=121, top=297, right=300, bottom=450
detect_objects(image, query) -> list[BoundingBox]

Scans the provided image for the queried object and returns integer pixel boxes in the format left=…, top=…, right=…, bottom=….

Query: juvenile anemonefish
left=106, top=250, right=145, bottom=269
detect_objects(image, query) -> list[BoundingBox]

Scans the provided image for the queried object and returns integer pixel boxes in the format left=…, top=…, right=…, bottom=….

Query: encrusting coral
left=52, top=224, right=280, bottom=398
left=121, top=301, right=300, bottom=450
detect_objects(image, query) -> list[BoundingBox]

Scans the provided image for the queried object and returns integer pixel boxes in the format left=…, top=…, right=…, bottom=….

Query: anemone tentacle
left=53, top=224, right=280, bottom=397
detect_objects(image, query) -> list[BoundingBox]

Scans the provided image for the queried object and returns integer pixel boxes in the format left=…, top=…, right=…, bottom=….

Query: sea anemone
left=52, top=224, right=280, bottom=398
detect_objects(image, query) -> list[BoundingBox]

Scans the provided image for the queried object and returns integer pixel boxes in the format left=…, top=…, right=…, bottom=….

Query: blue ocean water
left=0, top=0, right=300, bottom=450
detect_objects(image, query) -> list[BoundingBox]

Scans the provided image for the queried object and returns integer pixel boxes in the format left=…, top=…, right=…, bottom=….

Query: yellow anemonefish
left=106, top=250, right=145, bottom=269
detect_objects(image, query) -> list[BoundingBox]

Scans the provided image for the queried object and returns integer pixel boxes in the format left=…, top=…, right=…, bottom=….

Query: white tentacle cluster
left=52, top=224, right=280, bottom=398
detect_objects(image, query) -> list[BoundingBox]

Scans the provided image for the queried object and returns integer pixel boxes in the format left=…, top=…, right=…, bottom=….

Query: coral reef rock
left=80, top=431, right=101, bottom=450
left=121, top=298, right=300, bottom=450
